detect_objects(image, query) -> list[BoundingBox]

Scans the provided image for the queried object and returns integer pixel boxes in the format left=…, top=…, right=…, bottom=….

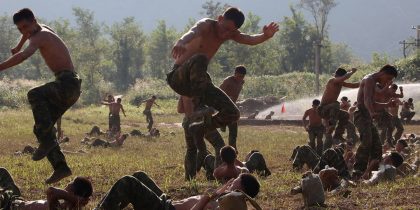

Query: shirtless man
left=318, top=68, right=359, bottom=147
left=388, top=90, right=405, bottom=141
left=213, top=146, right=249, bottom=182
left=95, top=171, right=260, bottom=210
left=178, top=96, right=225, bottom=180
left=340, top=97, right=351, bottom=111
left=400, top=98, right=416, bottom=123
left=219, top=65, right=246, bottom=150
left=302, top=99, right=325, bottom=155
left=353, top=64, right=398, bottom=178
left=167, top=7, right=279, bottom=144
left=0, top=167, right=92, bottom=210
left=102, top=94, right=115, bottom=131
left=102, top=98, right=126, bottom=133
left=0, top=8, right=82, bottom=183
left=374, top=84, right=403, bottom=146
left=138, top=96, right=160, bottom=131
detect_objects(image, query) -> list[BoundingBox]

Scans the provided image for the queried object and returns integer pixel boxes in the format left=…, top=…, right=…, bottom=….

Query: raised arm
left=0, top=38, right=39, bottom=71
left=343, top=82, right=360, bottom=89
left=172, top=19, right=210, bottom=59
left=333, top=68, right=357, bottom=83
left=47, top=187, right=88, bottom=210
left=232, top=22, right=279, bottom=45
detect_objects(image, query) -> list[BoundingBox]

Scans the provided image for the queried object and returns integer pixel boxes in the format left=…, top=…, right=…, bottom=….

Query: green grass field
left=0, top=102, right=419, bottom=209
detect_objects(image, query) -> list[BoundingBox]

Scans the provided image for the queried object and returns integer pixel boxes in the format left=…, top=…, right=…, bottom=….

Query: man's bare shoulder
left=195, top=18, right=216, bottom=31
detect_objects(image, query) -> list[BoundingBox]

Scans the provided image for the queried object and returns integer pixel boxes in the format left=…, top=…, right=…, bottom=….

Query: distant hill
left=1, top=0, right=419, bottom=60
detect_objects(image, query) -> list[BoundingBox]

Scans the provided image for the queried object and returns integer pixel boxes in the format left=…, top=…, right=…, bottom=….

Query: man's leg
left=96, top=175, right=173, bottom=210
left=369, top=126, right=383, bottom=163
left=227, top=122, right=238, bottom=150
left=204, top=129, right=225, bottom=168
left=0, top=168, right=21, bottom=196
left=315, top=127, right=324, bottom=156
left=333, top=109, right=350, bottom=142
left=308, top=128, right=316, bottom=152
left=245, top=152, right=271, bottom=176
left=313, top=149, right=350, bottom=179
left=292, top=145, right=320, bottom=170
left=203, top=154, right=216, bottom=180
left=393, top=116, right=404, bottom=140
left=407, top=112, right=416, bottom=122
left=346, top=121, right=359, bottom=144
left=131, top=171, right=163, bottom=196
left=148, top=112, right=154, bottom=131
left=353, top=109, right=373, bottom=176
left=182, top=119, right=197, bottom=180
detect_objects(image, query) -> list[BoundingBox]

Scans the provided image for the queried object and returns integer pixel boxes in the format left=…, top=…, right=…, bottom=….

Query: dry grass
left=0, top=104, right=419, bottom=209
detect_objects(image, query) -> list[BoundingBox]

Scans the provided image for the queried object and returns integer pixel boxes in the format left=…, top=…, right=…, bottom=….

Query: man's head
left=383, top=152, right=404, bottom=168
left=312, top=99, right=320, bottom=108
left=334, top=68, right=347, bottom=77
left=228, top=173, right=260, bottom=198
left=390, top=84, right=398, bottom=93
left=234, top=65, right=246, bottom=82
left=221, top=146, right=237, bottom=165
left=378, top=65, right=398, bottom=86
left=65, top=177, right=93, bottom=200
left=217, top=7, right=244, bottom=39
left=117, top=98, right=122, bottom=103
left=395, top=139, right=408, bottom=153
left=408, top=98, right=413, bottom=103
left=152, top=95, right=157, bottom=100
left=13, top=8, right=38, bottom=35
left=341, top=96, right=348, bottom=102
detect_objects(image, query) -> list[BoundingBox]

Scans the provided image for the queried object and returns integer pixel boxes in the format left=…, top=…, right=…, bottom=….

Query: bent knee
left=132, top=171, right=148, bottom=179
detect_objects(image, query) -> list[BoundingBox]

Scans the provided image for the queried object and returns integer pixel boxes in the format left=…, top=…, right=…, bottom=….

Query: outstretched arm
left=333, top=68, right=357, bottom=83
left=232, top=22, right=279, bottom=45
left=0, top=38, right=39, bottom=71
left=121, top=105, right=126, bottom=117
left=11, top=33, right=30, bottom=55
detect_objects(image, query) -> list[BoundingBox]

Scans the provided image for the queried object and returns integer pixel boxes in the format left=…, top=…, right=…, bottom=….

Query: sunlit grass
left=0, top=105, right=419, bottom=209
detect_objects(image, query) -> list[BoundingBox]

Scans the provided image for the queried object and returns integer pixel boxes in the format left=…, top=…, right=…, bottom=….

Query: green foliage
left=395, top=55, right=420, bottom=81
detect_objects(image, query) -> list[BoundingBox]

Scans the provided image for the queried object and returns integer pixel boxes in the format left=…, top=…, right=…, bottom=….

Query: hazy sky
left=1, top=0, right=419, bottom=61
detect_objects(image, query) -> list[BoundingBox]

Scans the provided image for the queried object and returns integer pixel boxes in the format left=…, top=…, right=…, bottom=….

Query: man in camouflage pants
left=0, top=8, right=81, bottom=184
left=178, top=96, right=225, bottom=180
left=0, top=168, right=22, bottom=210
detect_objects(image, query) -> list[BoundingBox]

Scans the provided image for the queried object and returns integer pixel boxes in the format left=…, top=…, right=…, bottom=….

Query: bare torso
left=388, top=98, right=401, bottom=116
left=305, top=108, right=323, bottom=127
left=145, top=99, right=155, bottom=110
left=220, top=76, right=244, bottom=102
left=173, top=195, right=218, bottom=210
left=321, top=79, right=343, bottom=105
left=175, top=19, right=229, bottom=65
left=30, top=25, right=74, bottom=73
left=109, top=103, right=122, bottom=115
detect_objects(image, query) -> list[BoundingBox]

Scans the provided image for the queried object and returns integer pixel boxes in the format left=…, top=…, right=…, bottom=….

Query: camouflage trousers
left=110, top=114, right=121, bottom=132
left=204, top=151, right=271, bottom=177
left=227, top=122, right=238, bottom=150
left=27, top=71, right=81, bottom=171
left=353, top=106, right=382, bottom=174
left=182, top=117, right=225, bottom=180
left=390, top=116, right=404, bottom=141
left=307, top=125, right=325, bottom=156
left=375, top=110, right=394, bottom=146
left=0, top=168, right=22, bottom=210
left=143, top=109, right=153, bottom=131
left=291, top=145, right=320, bottom=170
left=400, top=110, right=416, bottom=123
left=96, top=171, right=175, bottom=210
left=317, top=101, right=351, bottom=142
left=313, top=148, right=350, bottom=179
left=166, top=54, right=240, bottom=130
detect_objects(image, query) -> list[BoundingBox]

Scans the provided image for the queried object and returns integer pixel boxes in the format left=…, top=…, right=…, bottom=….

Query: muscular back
left=30, top=26, right=74, bottom=73
left=321, top=79, right=343, bottom=105
left=175, top=19, right=231, bottom=65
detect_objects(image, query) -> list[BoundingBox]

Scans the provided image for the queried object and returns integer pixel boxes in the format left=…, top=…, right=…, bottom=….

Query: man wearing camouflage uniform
left=353, top=65, right=398, bottom=179
left=0, top=8, right=81, bottom=184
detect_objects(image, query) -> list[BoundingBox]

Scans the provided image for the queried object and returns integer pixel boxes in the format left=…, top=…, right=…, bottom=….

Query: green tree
left=109, top=17, right=145, bottom=91
left=146, top=20, right=177, bottom=78
left=200, top=0, right=229, bottom=19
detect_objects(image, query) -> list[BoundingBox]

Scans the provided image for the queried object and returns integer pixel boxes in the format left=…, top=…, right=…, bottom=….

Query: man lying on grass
left=0, top=167, right=92, bottom=210
left=95, top=171, right=260, bottom=210
left=205, top=146, right=271, bottom=182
